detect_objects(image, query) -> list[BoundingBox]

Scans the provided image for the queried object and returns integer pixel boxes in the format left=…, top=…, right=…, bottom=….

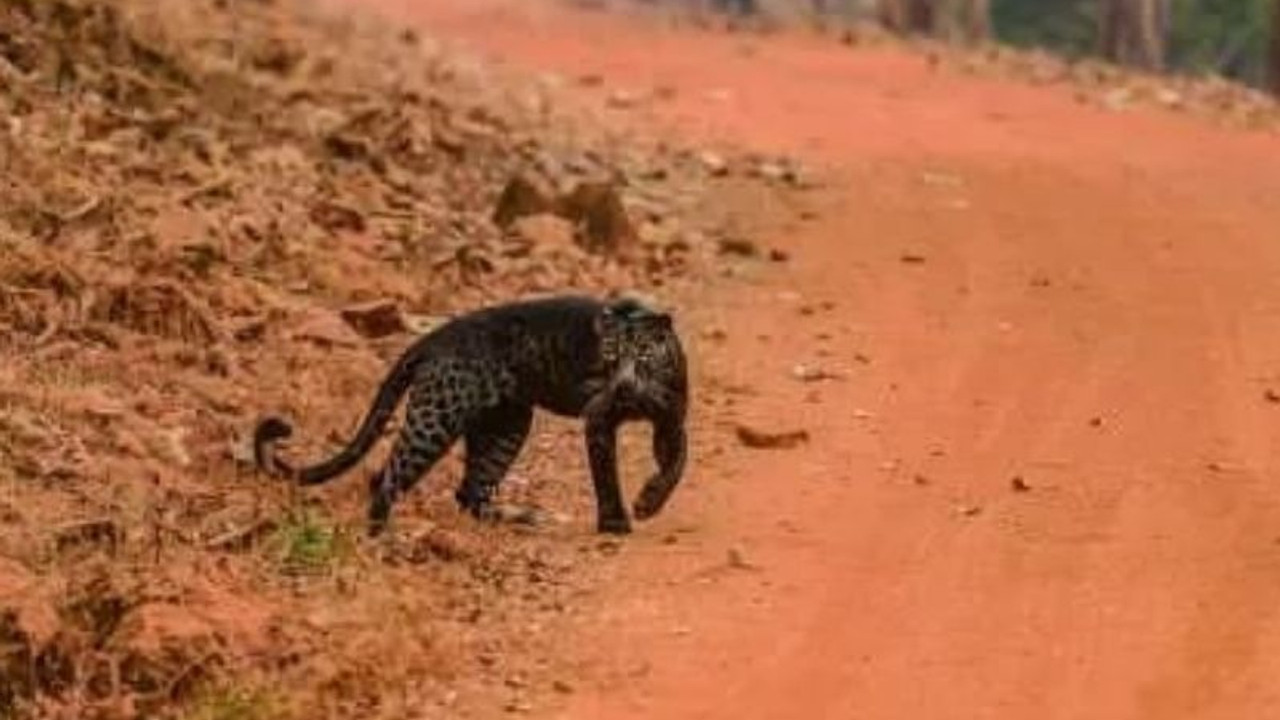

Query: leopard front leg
left=632, top=407, right=687, bottom=521
left=585, top=407, right=631, bottom=535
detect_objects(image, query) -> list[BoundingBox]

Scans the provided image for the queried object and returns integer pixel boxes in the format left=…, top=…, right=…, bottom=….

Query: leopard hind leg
left=367, top=374, right=468, bottom=536
left=455, top=403, right=533, bottom=519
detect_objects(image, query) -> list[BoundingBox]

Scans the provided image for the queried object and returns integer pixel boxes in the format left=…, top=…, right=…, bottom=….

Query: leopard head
left=597, top=297, right=685, bottom=409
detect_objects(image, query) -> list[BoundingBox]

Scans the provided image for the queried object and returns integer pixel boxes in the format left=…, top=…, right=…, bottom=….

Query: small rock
left=403, top=313, right=447, bottom=335
left=790, top=364, right=840, bottom=382
left=290, top=310, right=361, bottom=348
left=511, top=213, right=577, bottom=250
left=1010, top=476, right=1031, bottom=493
left=958, top=504, right=983, bottom=517
left=505, top=699, right=533, bottom=714
left=340, top=300, right=408, bottom=339
left=726, top=545, right=757, bottom=569
left=606, top=89, right=643, bottom=109
left=900, top=253, right=927, bottom=264
left=405, top=526, right=473, bottom=563
left=717, top=237, right=759, bottom=258
left=698, top=150, right=730, bottom=177
left=82, top=394, right=126, bottom=422
left=754, top=160, right=787, bottom=182
left=768, top=248, right=790, bottom=262
left=555, top=181, right=638, bottom=254
left=232, top=317, right=268, bottom=343
left=493, top=174, right=556, bottom=229
left=735, top=423, right=809, bottom=450
left=309, top=200, right=366, bottom=233
left=552, top=680, right=574, bottom=694
left=1265, top=389, right=1280, bottom=404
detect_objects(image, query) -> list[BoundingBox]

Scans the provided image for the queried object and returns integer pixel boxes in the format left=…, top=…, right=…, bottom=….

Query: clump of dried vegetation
left=0, top=0, right=807, bottom=717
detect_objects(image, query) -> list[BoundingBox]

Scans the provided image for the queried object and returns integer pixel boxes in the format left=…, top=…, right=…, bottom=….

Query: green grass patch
left=268, top=508, right=353, bottom=576
left=183, top=687, right=283, bottom=720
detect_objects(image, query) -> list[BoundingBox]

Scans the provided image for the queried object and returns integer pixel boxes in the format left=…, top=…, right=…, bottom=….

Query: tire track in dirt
left=335, top=1, right=1280, bottom=717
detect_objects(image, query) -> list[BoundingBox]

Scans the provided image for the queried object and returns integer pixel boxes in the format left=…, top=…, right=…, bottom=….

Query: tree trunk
left=934, top=0, right=990, bottom=44
left=878, top=0, right=988, bottom=43
left=1271, top=0, right=1280, bottom=96
left=878, top=0, right=933, bottom=35
left=964, top=0, right=992, bottom=43
left=1098, top=0, right=1169, bottom=71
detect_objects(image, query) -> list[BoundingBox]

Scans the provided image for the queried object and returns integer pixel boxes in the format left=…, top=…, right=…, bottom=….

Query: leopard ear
left=605, top=297, right=645, bottom=318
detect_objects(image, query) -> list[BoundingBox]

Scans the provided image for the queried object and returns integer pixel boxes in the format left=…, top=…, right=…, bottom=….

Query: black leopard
left=253, top=294, right=688, bottom=536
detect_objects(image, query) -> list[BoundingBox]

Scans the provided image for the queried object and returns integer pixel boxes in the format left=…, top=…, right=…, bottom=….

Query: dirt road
left=345, top=2, right=1280, bottom=717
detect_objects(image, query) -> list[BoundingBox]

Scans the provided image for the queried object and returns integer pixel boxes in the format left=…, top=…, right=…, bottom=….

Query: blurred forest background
left=694, top=0, right=1280, bottom=93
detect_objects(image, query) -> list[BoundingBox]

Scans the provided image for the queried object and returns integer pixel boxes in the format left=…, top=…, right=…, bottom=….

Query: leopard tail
left=253, top=340, right=427, bottom=486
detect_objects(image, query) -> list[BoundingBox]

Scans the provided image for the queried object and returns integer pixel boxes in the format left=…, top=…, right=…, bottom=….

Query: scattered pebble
left=717, top=237, right=760, bottom=258
left=698, top=150, right=730, bottom=176
left=339, top=299, right=408, bottom=339
left=606, top=89, right=643, bottom=109
left=790, top=363, right=841, bottom=382
left=734, top=423, right=809, bottom=450
left=726, top=545, right=758, bottom=570
left=701, top=326, right=728, bottom=341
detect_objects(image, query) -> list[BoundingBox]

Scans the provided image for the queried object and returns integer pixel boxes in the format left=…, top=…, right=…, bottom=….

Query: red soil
left=343, top=1, right=1280, bottom=718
